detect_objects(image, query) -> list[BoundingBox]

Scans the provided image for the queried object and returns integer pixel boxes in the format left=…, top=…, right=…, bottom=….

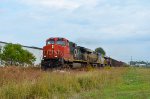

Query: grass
left=0, top=66, right=150, bottom=99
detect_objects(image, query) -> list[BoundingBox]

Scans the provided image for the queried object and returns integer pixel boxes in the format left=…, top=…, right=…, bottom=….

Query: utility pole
left=130, top=56, right=133, bottom=66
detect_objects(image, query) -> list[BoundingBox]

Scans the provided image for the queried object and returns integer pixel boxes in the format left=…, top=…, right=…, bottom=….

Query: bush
left=0, top=43, right=36, bottom=66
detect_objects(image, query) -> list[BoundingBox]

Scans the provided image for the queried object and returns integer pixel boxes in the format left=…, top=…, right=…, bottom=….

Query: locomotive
left=41, top=37, right=114, bottom=69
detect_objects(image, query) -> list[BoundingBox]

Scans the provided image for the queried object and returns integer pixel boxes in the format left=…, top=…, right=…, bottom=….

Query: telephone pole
left=130, top=56, right=133, bottom=66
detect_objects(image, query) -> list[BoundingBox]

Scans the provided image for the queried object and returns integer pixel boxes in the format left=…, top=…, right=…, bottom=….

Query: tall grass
left=0, top=66, right=149, bottom=99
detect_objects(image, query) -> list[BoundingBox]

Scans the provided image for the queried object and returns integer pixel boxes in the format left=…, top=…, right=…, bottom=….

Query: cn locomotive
left=41, top=37, right=122, bottom=70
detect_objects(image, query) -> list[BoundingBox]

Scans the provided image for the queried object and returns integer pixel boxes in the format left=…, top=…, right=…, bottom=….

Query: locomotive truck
left=41, top=37, right=114, bottom=70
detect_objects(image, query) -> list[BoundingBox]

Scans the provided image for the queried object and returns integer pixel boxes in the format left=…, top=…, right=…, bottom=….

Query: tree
left=1, top=43, right=36, bottom=66
left=0, top=50, right=1, bottom=58
left=0, top=48, right=1, bottom=60
left=95, top=47, right=106, bottom=56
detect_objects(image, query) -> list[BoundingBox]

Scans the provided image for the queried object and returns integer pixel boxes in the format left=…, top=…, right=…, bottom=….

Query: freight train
left=41, top=37, right=125, bottom=70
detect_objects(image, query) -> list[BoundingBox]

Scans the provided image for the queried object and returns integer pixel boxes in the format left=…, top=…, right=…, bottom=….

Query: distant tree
left=0, top=49, right=1, bottom=60
left=1, top=43, right=36, bottom=66
left=0, top=50, right=1, bottom=65
left=95, top=47, right=106, bottom=56
left=0, top=46, right=2, bottom=59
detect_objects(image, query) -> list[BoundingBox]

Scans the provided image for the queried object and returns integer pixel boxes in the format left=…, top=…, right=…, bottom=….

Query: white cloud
left=21, top=0, right=79, bottom=10
left=98, top=23, right=145, bottom=39
left=20, top=0, right=98, bottom=10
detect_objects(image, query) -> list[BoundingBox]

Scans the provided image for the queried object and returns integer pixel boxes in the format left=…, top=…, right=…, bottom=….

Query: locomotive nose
left=43, top=44, right=63, bottom=59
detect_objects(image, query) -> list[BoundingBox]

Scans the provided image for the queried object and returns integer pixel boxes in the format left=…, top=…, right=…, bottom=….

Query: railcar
left=111, top=58, right=125, bottom=67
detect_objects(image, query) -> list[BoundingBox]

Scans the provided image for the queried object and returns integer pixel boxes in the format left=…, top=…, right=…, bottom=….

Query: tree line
left=130, top=61, right=150, bottom=66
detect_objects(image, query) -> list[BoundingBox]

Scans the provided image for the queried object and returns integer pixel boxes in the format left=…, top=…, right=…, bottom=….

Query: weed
left=0, top=67, right=149, bottom=99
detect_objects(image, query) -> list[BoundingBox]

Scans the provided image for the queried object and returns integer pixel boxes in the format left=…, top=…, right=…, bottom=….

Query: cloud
left=100, top=24, right=137, bottom=37
left=19, top=0, right=99, bottom=10
left=19, top=0, right=78, bottom=10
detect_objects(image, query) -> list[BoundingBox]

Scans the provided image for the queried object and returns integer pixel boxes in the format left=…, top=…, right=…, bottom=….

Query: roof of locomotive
left=77, top=46, right=93, bottom=53
left=46, top=37, right=69, bottom=41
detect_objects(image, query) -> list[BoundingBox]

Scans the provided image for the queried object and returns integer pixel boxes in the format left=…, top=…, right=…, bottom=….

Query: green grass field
left=0, top=66, right=150, bottom=99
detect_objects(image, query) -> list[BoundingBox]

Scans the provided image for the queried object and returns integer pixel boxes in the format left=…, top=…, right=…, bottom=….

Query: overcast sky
left=0, top=0, right=150, bottom=63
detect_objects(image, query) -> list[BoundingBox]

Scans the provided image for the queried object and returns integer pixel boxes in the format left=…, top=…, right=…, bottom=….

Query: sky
left=0, top=0, right=150, bottom=63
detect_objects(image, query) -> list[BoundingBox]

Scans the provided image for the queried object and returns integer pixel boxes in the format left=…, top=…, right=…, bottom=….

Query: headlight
left=52, top=45, right=54, bottom=49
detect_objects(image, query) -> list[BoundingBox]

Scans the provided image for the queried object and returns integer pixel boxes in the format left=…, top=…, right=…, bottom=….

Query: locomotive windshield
left=56, top=40, right=66, bottom=46
left=47, top=40, right=55, bottom=45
